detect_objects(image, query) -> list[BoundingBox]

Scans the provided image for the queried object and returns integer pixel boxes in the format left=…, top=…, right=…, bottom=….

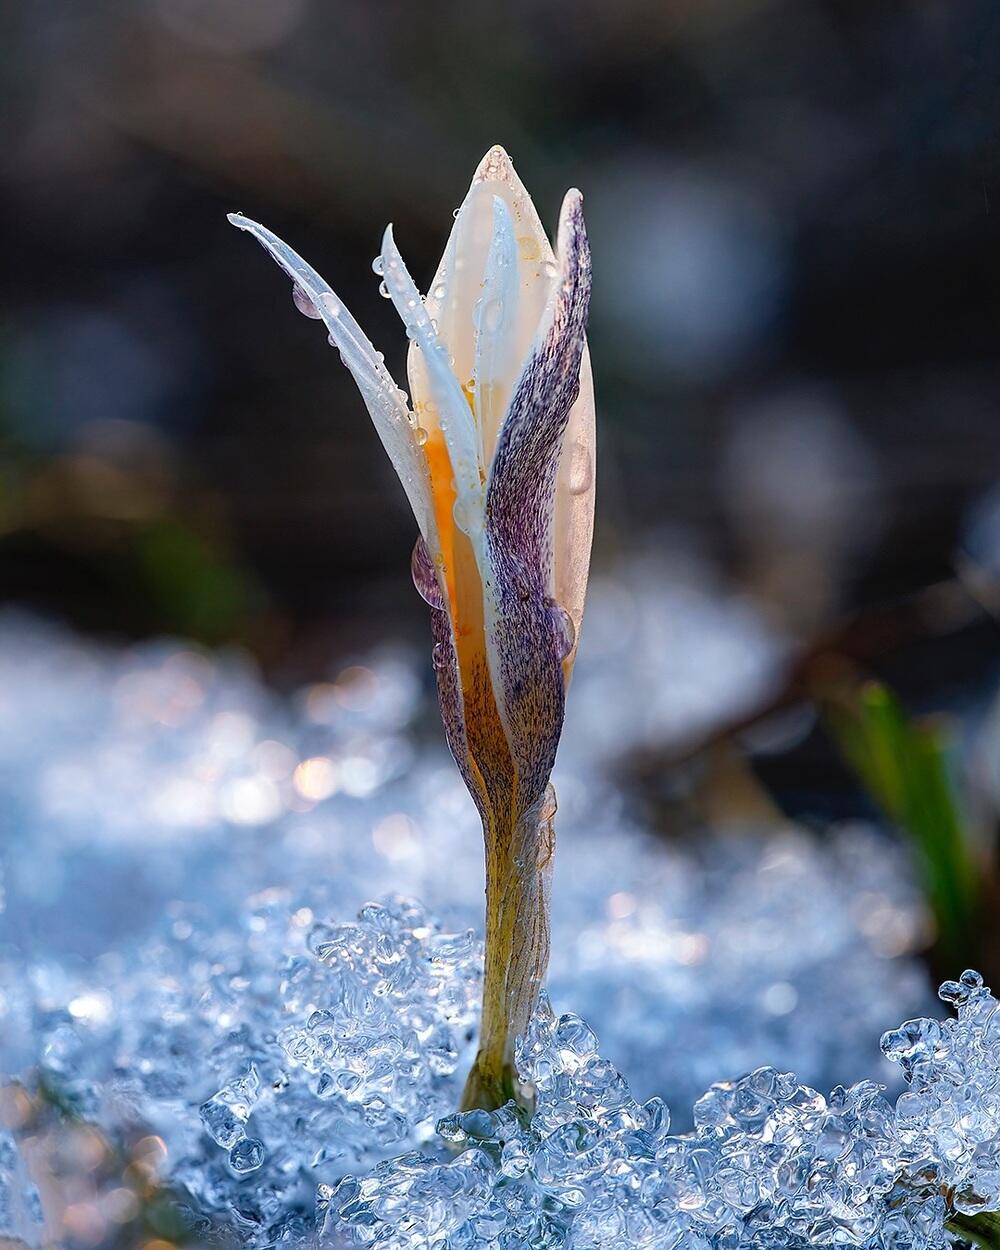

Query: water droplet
left=432, top=283, right=447, bottom=301
left=431, top=642, right=449, bottom=670
left=482, top=299, right=503, bottom=333
left=452, top=497, right=476, bottom=535
left=371, top=256, right=385, bottom=276
left=327, top=333, right=337, bottom=347
left=378, top=280, right=391, bottom=299
left=292, top=283, right=322, bottom=319
left=452, top=207, right=461, bottom=220
left=544, top=260, right=559, bottom=278
left=321, top=293, right=341, bottom=318
left=546, top=599, right=576, bottom=661
left=411, top=537, right=446, bottom=610
left=567, top=441, right=593, bottom=496
left=415, top=426, right=428, bottom=447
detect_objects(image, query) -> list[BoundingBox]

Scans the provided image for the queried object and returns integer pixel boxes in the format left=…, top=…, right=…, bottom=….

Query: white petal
left=227, top=213, right=439, bottom=556
left=552, top=344, right=595, bottom=673
left=473, top=195, right=521, bottom=467
left=473, top=145, right=558, bottom=350
left=413, top=145, right=559, bottom=462
left=379, top=224, right=483, bottom=532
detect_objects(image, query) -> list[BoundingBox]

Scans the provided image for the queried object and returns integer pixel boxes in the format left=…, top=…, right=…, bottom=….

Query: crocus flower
left=230, top=145, right=594, bottom=1110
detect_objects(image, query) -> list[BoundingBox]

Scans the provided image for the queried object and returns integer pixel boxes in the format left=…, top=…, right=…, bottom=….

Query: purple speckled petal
left=480, top=190, right=592, bottom=814
left=427, top=605, right=476, bottom=796
left=411, top=533, right=474, bottom=801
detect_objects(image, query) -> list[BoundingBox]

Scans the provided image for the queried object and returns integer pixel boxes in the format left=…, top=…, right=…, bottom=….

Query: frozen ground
left=1, top=560, right=970, bottom=1247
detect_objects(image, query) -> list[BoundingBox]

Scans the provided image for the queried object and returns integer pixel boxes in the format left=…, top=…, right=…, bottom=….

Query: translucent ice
left=0, top=578, right=930, bottom=1113
left=0, top=1132, right=43, bottom=1248
left=324, top=974, right=1000, bottom=1250
left=0, top=556, right=962, bottom=1246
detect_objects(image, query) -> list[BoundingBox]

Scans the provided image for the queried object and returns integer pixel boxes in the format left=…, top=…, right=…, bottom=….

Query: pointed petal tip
left=561, top=188, right=585, bottom=218
left=558, top=190, right=589, bottom=256
left=474, top=144, right=516, bottom=185
left=228, top=211, right=251, bottom=229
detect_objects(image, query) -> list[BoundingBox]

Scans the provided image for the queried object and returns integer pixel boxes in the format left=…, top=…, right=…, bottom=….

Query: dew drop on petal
left=378, top=280, right=391, bottom=299
left=411, top=537, right=446, bottom=610
left=371, top=256, right=385, bottom=276
left=431, top=642, right=449, bottom=671
left=432, top=283, right=447, bottom=301
left=482, top=299, right=503, bottom=332
left=292, top=283, right=322, bottom=319
left=546, top=599, right=576, bottom=661
left=452, top=497, right=475, bottom=535
left=567, top=441, right=593, bottom=496
left=415, top=426, right=428, bottom=447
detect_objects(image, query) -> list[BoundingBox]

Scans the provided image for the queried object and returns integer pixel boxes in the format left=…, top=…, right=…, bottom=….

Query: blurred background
left=3, top=0, right=1000, bottom=681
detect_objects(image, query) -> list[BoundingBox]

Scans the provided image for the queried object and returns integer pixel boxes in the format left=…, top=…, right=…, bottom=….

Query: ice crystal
left=324, top=974, right=1000, bottom=1249
left=0, top=1132, right=44, bottom=1247
left=0, top=595, right=929, bottom=1116
left=0, top=560, right=972, bottom=1246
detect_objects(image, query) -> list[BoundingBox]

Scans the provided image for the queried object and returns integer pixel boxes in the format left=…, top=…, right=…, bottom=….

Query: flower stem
left=461, top=790, right=556, bottom=1112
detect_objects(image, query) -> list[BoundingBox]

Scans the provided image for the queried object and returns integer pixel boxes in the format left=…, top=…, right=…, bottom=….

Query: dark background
left=2, top=0, right=1000, bottom=682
